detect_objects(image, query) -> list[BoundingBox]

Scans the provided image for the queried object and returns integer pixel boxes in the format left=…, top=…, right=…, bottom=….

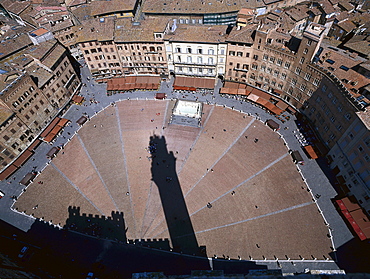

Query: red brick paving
left=14, top=100, right=332, bottom=260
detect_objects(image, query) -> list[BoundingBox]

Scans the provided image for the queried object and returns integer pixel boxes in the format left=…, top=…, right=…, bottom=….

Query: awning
left=13, top=150, right=33, bottom=167
left=57, top=118, right=70, bottom=127
left=46, top=147, right=60, bottom=158
left=247, top=93, right=259, bottom=102
left=20, top=172, right=37, bottom=186
left=220, top=87, right=230, bottom=94
left=304, top=145, right=319, bottom=159
left=276, top=100, right=289, bottom=110
left=155, top=93, right=166, bottom=99
left=0, top=164, right=18, bottom=181
left=266, top=119, right=280, bottom=130
left=27, top=139, right=41, bottom=151
left=336, top=198, right=370, bottom=240
left=76, top=116, right=88, bottom=126
left=40, top=117, right=61, bottom=138
left=72, top=95, right=84, bottom=104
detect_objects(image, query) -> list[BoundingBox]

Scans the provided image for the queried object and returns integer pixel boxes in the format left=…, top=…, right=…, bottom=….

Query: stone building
left=0, top=16, right=81, bottom=173
left=164, top=24, right=227, bottom=78
left=328, top=110, right=370, bottom=214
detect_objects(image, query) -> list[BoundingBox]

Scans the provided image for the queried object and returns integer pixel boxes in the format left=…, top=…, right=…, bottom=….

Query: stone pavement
left=0, top=68, right=354, bottom=273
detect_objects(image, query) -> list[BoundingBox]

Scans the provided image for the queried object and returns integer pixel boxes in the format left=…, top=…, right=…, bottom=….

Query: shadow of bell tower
left=150, top=134, right=204, bottom=256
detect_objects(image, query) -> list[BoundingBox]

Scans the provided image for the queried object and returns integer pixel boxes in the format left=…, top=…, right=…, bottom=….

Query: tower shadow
left=149, top=134, right=205, bottom=256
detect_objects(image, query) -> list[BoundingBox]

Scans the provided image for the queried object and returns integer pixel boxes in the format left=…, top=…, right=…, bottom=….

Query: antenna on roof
left=171, top=19, right=177, bottom=32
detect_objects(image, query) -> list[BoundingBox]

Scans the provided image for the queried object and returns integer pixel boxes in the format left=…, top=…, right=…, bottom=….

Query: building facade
left=328, top=111, right=370, bottom=214
left=164, top=24, right=227, bottom=78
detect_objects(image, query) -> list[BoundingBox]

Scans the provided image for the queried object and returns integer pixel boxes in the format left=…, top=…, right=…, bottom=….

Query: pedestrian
left=254, top=138, right=259, bottom=143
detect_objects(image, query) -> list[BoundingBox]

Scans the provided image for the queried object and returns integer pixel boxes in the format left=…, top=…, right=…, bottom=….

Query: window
left=236, top=51, right=243, bottom=57
left=187, top=56, right=192, bottom=63
left=304, top=73, right=311, bottom=81
left=261, top=65, right=266, bottom=72
left=176, top=47, right=181, bottom=53
left=220, top=48, right=225, bottom=55
left=291, top=78, right=297, bottom=85
left=177, top=56, right=181, bottom=62
left=208, top=57, right=214, bottom=64
left=300, top=84, right=306, bottom=91
left=313, top=78, right=320, bottom=86
left=276, top=58, right=282, bottom=66
left=251, top=63, right=258, bottom=70
left=327, top=91, right=333, bottom=99
left=197, top=48, right=203, bottom=54
left=344, top=113, right=351, bottom=121
left=246, top=52, right=250, bottom=58
left=253, top=54, right=258, bottom=60
left=307, top=89, right=313, bottom=96
left=273, top=70, right=279, bottom=77
left=336, top=125, right=342, bottom=131
left=307, top=39, right=312, bottom=46
left=284, top=62, right=290, bottom=69
left=197, top=57, right=203, bottom=64
left=187, top=47, right=192, bottom=53
left=316, top=96, right=322, bottom=103
left=299, top=57, right=305, bottom=64
left=330, top=116, right=336, bottom=123
left=209, top=49, right=215, bottom=55
left=303, top=48, right=308, bottom=54
left=269, top=57, right=275, bottom=63
left=263, top=54, right=268, bottom=61
left=332, top=97, right=337, bottom=104
left=281, top=73, right=287, bottom=80
left=337, top=104, right=343, bottom=112
left=229, top=51, right=235, bottom=56
left=295, top=67, right=301, bottom=75
left=322, top=85, right=327, bottom=92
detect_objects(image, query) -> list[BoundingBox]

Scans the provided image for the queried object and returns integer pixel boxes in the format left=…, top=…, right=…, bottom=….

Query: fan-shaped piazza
left=14, top=99, right=332, bottom=260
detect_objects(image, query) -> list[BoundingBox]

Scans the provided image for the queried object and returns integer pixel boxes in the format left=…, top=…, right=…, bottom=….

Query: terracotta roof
left=0, top=33, right=33, bottom=60
left=226, top=24, right=257, bottom=44
left=66, top=0, right=87, bottom=7
left=356, top=110, right=370, bottom=130
left=142, top=0, right=260, bottom=15
left=90, top=0, right=136, bottom=17
left=74, top=16, right=115, bottom=43
left=344, top=35, right=370, bottom=58
left=0, top=0, right=30, bottom=15
left=70, top=4, right=92, bottom=21
left=338, top=0, right=354, bottom=11
left=337, top=19, right=357, bottom=33
left=164, top=24, right=228, bottom=44
left=114, top=17, right=169, bottom=43
left=27, top=64, right=53, bottom=87
left=284, top=6, right=309, bottom=22
left=30, top=27, right=49, bottom=36
left=320, top=44, right=369, bottom=94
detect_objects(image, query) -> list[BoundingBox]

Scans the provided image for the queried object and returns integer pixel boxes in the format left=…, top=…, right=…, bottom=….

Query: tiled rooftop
left=90, top=0, right=137, bottom=17
left=165, top=24, right=228, bottom=44
left=74, top=16, right=115, bottom=43
left=356, top=110, right=370, bottom=129
left=226, top=24, right=257, bottom=44
left=114, top=17, right=170, bottom=43
left=142, top=0, right=260, bottom=15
